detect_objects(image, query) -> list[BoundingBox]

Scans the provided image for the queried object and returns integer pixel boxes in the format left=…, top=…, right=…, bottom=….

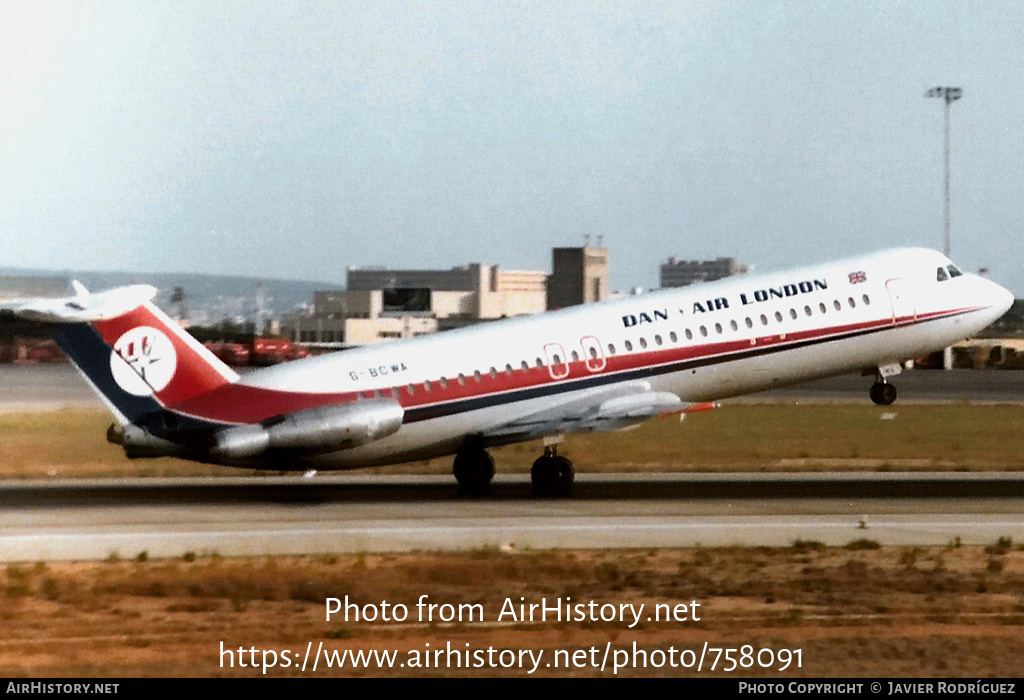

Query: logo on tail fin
left=110, top=326, right=177, bottom=396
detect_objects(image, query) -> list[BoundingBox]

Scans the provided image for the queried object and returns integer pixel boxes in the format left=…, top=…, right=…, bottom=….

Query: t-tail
left=3, top=282, right=237, bottom=456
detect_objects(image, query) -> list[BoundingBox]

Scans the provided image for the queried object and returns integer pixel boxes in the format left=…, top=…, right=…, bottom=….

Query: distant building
left=547, top=246, right=609, bottom=310
left=348, top=263, right=547, bottom=321
left=659, top=257, right=749, bottom=288
left=348, top=264, right=485, bottom=292
left=286, top=263, right=547, bottom=347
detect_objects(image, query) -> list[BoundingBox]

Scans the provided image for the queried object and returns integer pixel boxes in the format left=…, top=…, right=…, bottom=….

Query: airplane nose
left=991, top=280, right=1015, bottom=315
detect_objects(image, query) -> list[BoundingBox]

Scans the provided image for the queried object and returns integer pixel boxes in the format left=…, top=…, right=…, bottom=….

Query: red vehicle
left=251, top=338, right=309, bottom=365
left=7, top=339, right=66, bottom=364
left=204, top=342, right=250, bottom=366
left=204, top=339, right=308, bottom=366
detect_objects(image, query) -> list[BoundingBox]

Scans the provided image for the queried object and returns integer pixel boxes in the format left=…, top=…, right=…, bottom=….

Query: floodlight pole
left=925, top=87, right=963, bottom=371
left=925, top=86, right=962, bottom=258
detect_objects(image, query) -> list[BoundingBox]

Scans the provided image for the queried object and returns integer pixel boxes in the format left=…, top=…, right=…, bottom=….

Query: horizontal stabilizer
left=0, top=282, right=157, bottom=324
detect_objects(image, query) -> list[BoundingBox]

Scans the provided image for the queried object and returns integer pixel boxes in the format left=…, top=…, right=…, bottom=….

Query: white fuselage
left=232, top=248, right=1012, bottom=468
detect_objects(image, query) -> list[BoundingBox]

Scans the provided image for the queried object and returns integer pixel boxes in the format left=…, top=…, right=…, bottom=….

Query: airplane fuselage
left=209, top=247, right=1011, bottom=468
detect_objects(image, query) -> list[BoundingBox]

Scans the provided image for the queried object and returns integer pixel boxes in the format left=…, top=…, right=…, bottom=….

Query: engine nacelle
left=210, top=398, right=404, bottom=460
left=109, top=423, right=189, bottom=458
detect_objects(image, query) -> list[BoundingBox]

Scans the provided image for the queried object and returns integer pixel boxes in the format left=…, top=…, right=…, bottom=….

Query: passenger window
left=834, top=300, right=842, bottom=311
left=730, top=320, right=738, bottom=331
left=714, top=323, right=722, bottom=334
left=624, top=341, right=633, bottom=352
left=745, top=317, right=753, bottom=329
left=819, top=303, right=827, bottom=314
left=654, top=334, right=663, bottom=346
left=669, top=332, right=678, bottom=343
left=774, top=311, right=783, bottom=322
left=760, top=314, right=768, bottom=326
left=862, top=294, right=870, bottom=305
left=607, top=344, right=616, bottom=355
left=638, top=338, right=647, bottom=349
left=685, top=329, right=693, bottom=340
left=789, top=308, right=797, bottom=319
left=804, top=305, right=812, bottom=317
left=699, top=326, right=708, bottom=337
left=848, top=297, right=856, bottom=308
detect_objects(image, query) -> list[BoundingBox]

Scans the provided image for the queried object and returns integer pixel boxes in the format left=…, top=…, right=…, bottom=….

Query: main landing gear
left=453, top=437, right=494, bottom=495
left=452, top=437, right=575, bottom=497
left=531, top=444, right=575, bottom=497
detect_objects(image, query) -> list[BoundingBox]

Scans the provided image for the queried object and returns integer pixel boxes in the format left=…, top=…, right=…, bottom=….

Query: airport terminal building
left=285, top=245, right=611, bottom=347
left=286, top=263, right=549, bottom=347
left=660, top=257, right=749, bottom=288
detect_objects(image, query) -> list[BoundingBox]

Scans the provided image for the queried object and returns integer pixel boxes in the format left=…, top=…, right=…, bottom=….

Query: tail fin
left=4, top=283, right=237, bottom=425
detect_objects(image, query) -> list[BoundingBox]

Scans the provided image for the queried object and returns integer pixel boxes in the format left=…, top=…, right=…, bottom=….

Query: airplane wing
left=480, top=380, right=682, bottom=444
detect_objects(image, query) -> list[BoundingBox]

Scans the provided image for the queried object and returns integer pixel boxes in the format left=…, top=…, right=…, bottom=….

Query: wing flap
left=481, top=381, right=683, bottom=442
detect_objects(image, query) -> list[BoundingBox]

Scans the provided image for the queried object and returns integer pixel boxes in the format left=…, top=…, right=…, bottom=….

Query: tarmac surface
left=1, top=473, right=1023, bottom=562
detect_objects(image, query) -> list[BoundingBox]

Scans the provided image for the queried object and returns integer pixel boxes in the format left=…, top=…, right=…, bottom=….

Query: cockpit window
left=947, top=264, right=963, bottom=278
left=936, top=267, right=949, bottom=282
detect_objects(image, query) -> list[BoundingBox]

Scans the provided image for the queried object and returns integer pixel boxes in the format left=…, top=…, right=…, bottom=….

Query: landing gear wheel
left=531, top=446, right=574, bottom=497
left=453, top=444, right=494, bottom=495
left=869, top=382, right=897, bottom=406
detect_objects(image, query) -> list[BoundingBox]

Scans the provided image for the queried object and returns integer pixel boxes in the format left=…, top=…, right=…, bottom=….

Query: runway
left=2, top=473, right=1023, bottom=562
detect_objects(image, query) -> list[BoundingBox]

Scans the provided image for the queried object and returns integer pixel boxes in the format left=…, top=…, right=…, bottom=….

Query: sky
left=1, top=1, right=1022, bottom=293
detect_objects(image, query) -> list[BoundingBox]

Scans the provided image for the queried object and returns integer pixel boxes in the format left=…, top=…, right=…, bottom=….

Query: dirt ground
left=2, top=544, right=1022, bottom=677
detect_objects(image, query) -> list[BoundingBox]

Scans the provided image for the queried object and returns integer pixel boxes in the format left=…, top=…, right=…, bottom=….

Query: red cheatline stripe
left=165, top=306, right=980, bottom=425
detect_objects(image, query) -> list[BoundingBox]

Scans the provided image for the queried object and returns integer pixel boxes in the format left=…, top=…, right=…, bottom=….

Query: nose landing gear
left=869, top=364, right=902, bottom=405
left=869, top=381, right=897, bottom=405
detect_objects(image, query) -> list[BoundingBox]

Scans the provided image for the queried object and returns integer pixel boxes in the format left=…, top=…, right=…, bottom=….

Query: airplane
left=0, top=247, right=1013, bottom=496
